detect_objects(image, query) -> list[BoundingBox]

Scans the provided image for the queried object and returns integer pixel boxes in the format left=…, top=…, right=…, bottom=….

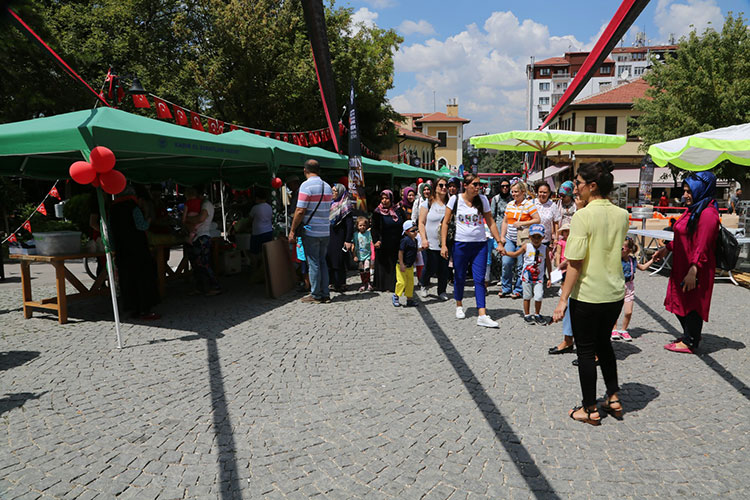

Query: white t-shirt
left=448, top=194, right=491, bottom=243
left=521, top=242, right=547, bottom=283
left=194, top=199, right=215, bottom=238
left=421, top=200, right=446, bottom=251
left=534, top=198, right=560, bottom=243
left=249, top=202, right=273, bottom=235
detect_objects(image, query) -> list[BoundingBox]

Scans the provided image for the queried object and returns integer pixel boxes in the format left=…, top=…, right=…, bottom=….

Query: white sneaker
left=455, top=307, right=465, bottom=319
left=477, top=315, right=499, bottom=328
left=419, top=287, right=429, bottom=299
left=438, top=293, right=450, bottom=301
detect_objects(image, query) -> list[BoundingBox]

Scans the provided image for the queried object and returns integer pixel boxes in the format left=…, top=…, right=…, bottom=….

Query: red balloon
left=100, top=169, right=127, bottom=195
left=89, top=146, right=116, bottom=173
left=91, top=175, right=101, bottom=188
left=69, top=161, right=96, bottom=185
left=417, top=178, right=423, bottom=184
left=271, top=177, right=283, bottom=189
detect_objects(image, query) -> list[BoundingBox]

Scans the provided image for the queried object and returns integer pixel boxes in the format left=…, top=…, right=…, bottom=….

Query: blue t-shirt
left=296, top=177, right=332, bottom=238
left=399, top=236, right=418, bottom=267
left=622, top=256, right=636, bottom=282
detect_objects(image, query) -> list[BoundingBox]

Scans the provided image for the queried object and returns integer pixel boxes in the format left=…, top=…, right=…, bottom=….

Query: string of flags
left=131, top=93, right=334, bottom=146
left=2, top=182, right=60, bottom=245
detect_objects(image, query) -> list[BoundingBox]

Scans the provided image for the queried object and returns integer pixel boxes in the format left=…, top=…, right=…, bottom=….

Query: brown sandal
left=600, top=398, right=623, bottom=419
left=569, top=405, right=601, bottom=426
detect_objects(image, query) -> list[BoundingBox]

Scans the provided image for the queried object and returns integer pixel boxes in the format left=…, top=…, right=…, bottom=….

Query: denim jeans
left=563, top=299, right=573, bottom=337
left=501, top=239, right=523, bottom=294
left=302, top=236, right=330, bottom=299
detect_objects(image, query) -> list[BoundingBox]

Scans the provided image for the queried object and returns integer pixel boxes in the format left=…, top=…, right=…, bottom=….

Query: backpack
left=715, top=224, right=740, bottom=271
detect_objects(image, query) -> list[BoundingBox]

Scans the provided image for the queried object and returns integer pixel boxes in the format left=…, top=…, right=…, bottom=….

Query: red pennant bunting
left=275, top=133, right=281, bottom=140
left=153, top=97, right=172, bottom=119
left=292, top=134, right=300, bottom=146
left=174, top=105, right=188, bottom=126
left=265, top=132, right=272, bottom=138
left=117, top=86, right=125, bottom=104
left=190, top=112, right=204, bottom=131
left=8, top=233, right=17, bottom=243
left=49, top=186, right=61, bottom=199
left=36, top=204, right=47, bottom=216
left=22, top=221, right=31, bottom=232
left=132, top=94, right=151, bottom=108
left=207, top=118, right=221, bottom=134
left=283, top=134, right=289, bottom=142
left=300, top=134, right=308, bottom=147
left=229, top=124, right=239, bottom=132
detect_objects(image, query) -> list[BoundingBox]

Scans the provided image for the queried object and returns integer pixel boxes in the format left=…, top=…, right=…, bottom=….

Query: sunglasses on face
left=574, top=179, right=588, bottom=186
left=437, top=183, right=447, bottom=188
left=500, top=185, right=510, bottom=188
left=469, top=181, right=480, bottom=186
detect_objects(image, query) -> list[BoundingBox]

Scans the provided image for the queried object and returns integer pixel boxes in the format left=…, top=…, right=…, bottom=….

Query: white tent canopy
left=648, top=122, right=750, bottom=171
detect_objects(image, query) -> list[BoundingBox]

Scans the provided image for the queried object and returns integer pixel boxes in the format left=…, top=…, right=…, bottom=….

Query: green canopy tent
left=0, top=107, right=276, bottom=348
left=0, top=108, right=274, bottom=187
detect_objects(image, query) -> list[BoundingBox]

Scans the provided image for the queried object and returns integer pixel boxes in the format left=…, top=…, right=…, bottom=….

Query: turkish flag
left=153, top=97, right=172, bottom=119
left=49, top=186, right=61, bottom=199
left=132, top=95, right=151, bottom=108
left=265, top=132, right=272, bottom=138
left=174, top=105, right=188, bottom=126
left=229, top=124, right=239, bottom=132
left=292, top=134, right=300, bottom=145
left=8, top=233, right=17, bottom=243
left=22, top=221, right=31, bottom=232
left=37, top=203, right=47, bottom=216
left=207, top=118, right=223, bottom=134
left=283, top=134, right=290, bottom=142
left=275, top=133, right=281, bottom=140
left=190, top=112, right=205, bottom=131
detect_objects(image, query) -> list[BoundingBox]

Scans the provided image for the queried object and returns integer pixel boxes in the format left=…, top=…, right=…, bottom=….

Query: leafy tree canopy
left=464, top=148, right=524, bottom=175
left=632, top=12, right=750, bottom=189
left=0, top=0, right=402, bottom=152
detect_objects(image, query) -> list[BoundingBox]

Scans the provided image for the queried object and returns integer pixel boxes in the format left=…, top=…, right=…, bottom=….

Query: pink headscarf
left=375, top=189, right=400, bottom=222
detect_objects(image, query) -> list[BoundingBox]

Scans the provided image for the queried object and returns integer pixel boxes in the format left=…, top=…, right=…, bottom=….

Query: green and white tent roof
left=647, top=122, right=750, bottom=171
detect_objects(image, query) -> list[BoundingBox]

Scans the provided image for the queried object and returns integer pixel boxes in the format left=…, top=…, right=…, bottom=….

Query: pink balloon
left=100, top=169, right=127, bottom=195
left=69, top=161, right=96, bottom=185
left=90, top=146, right=116, bottom=173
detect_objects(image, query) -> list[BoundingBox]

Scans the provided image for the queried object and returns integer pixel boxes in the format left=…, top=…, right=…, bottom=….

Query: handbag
left=716, top=224, right=740, bottom=271
left=516, top=227, right=530, bottom=246
left=442, top=195, right=459, bottom=250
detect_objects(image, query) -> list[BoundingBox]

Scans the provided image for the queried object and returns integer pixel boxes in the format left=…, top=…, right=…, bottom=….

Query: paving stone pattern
left=1, top=266, right=749, bottom=499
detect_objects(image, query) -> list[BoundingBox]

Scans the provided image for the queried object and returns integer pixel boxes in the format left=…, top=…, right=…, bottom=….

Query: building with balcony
left=382, top=99, right=470, bottom=170
left=526, top=44, right=677, bottom=129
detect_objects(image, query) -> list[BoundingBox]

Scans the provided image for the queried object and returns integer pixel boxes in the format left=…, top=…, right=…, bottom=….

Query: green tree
left=0, top=0, right=401, bottom=152
left=464, top=149, right=524, bottom=174
left=632, top=12, right=750, bottom=191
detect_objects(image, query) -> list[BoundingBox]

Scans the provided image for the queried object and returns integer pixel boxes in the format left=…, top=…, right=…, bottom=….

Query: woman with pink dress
left=654, top=171, right=720, bottom=354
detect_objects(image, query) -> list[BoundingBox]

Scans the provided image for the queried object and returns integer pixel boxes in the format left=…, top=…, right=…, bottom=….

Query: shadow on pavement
left=634, top=296, right=750, bottom=402
left=618, top=382, right=659, bottom=413
left=0, top=391, right=48, bottom=416
left=416, top=305, right=560, bottom=499
left=0, top=351, right=40, bottom=371
left=613, top=342, right=642, bottom=361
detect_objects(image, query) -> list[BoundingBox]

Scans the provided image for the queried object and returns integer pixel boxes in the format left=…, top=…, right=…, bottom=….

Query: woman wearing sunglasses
left=552, top=161, right=629, bottom=425
left=418, top=179, right=450, bottom=300
left=441, top=173, right=503, bottom=327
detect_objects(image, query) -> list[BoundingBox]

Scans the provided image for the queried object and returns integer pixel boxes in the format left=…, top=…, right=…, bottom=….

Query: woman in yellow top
left=552, top=161, right=629, bottom=426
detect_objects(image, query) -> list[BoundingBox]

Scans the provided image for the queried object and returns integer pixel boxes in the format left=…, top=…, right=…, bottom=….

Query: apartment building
left=526, top=44, right=677, bottom=129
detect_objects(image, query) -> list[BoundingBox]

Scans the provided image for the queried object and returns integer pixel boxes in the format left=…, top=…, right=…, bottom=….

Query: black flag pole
left=301, top=0, right=340, bottom=153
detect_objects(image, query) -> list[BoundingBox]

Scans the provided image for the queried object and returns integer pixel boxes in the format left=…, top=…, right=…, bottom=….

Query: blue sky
left=342, top=0, right=747, bottom=136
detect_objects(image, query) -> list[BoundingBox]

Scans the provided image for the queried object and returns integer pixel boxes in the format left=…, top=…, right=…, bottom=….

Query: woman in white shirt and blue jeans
left=441, top=173, right=503, bottom=328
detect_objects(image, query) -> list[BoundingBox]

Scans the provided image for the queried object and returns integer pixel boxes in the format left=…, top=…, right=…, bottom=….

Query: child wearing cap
left=502, top=224, right=551, bottom=324
left=393, top=220, right=419, bottom=307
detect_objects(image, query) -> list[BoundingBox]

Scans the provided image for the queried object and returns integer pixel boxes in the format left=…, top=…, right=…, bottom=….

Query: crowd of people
left=284, top=158, right=721, bottom=425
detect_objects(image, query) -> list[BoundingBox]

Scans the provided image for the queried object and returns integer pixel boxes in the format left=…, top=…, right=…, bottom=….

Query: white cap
left=402, top=220, right=416, bottom=234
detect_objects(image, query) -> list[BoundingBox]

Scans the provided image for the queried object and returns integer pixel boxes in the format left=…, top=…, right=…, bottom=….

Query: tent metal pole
left=283, top=184, right=289, bottom=236
left=219, top=161, right=227, bottom=239
left=96, top=187, right=122, bottom=349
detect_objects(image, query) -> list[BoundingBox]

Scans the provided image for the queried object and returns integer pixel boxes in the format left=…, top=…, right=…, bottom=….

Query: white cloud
left=654, top=0, right=723, bottom=41
left=390, top=10, right=590, bottom=136
left=398, top=19, right=436, bottom=36
left=351, top=7, right=378, bottom=34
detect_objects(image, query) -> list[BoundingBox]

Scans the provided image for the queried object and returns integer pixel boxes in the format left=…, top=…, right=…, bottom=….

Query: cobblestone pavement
left=1, top=261, right=749, bottom=499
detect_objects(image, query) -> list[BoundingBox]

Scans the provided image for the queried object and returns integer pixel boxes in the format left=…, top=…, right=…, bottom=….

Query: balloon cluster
left=271, top=177, right=283, bottom=189
left=69, top=147, right=126, bottom=194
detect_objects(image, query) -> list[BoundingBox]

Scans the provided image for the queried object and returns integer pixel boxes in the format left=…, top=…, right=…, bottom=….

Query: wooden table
left=10, top=253, right=108, bottom=324
left=152, top=244, right=191, bottom=299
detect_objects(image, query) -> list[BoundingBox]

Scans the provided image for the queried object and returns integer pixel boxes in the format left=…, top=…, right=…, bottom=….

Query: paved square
left=1, top=263, right=749, bottom=499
